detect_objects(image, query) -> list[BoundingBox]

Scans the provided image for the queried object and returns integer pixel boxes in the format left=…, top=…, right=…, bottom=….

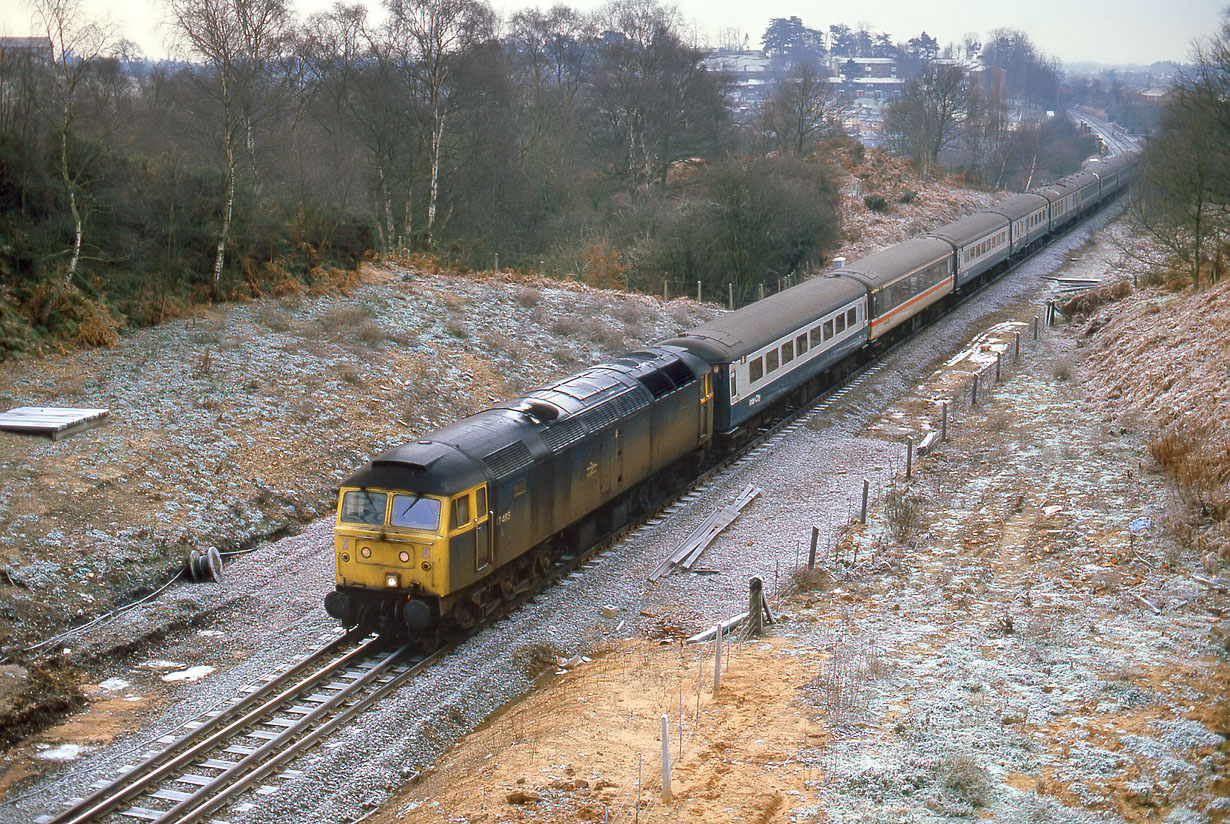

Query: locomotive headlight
left=399, top=551, right=410, bottom=563
left=360, top=546, right=372, bottom=559
left=385, top=573, right=399, bottom=588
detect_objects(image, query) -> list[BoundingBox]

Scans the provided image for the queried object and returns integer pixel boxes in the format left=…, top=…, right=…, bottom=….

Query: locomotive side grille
left=579, top=402, right=619, bottom=433
left=541, top=418, right=586, bottom=451
left=483, top=441, right=533, bottom=478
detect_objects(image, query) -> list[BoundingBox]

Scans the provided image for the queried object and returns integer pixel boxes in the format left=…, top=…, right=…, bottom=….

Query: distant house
left=702, top=49, right=774, bottom=112
left=829, top=56, right=905, bottom=101
left=0, top=36, right=54, bottom=67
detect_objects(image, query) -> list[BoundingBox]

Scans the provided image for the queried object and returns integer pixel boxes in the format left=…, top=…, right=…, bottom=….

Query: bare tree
left=32, top=0, right=112, bottom=324
left=168, top=0, right=290, bottom=294
left=383, top=0, right=493, bottom=246
left=586, top=1, right=728, bottom=190
left=759, top=61, right=844, bottom=156
left=302, top=3, right=408, bottom=250
left=883, top=62, right=970, bottom=177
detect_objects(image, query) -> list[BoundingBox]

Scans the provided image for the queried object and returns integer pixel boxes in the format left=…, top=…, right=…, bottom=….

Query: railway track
left=44, top=633, right=440, bottom=824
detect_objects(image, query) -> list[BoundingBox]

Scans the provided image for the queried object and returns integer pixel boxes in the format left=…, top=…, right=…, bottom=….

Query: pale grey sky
left=0, top=0, right=1219, bottom=66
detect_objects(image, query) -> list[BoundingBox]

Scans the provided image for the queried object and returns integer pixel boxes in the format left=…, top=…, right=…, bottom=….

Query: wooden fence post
left=748, top=577, right=763, bottom=637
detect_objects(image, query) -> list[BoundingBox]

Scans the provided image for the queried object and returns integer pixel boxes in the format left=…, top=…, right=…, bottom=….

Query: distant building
left=0, top=36, right=54, bottom=66
left=702, top=49, right=773, bottom=112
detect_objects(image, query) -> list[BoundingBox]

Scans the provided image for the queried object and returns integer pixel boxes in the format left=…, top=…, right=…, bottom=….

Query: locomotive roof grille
left=482, top=441, right=534, bottom=479
left=637, top=370, right=674, bottom=398
left=661, top=359, right=696, bottom=387
left=579, top=401, right=620, bottom=433
left=615, top=389, right=649, bottom=416
left=541, top=418, right=586, bottom=451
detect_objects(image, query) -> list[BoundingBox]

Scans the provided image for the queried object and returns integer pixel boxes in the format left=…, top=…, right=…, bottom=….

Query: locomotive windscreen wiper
left=396, top=494, right=423, bottom=519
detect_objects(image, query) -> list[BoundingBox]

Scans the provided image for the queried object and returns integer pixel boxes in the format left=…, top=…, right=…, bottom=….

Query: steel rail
left=168, top=647, right=442, bottom=824
left=47, top=631, right=375, bottom=824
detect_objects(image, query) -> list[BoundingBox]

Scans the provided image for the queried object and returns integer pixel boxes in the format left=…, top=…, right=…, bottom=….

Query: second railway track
left=46, top=633, right=439, bottom=824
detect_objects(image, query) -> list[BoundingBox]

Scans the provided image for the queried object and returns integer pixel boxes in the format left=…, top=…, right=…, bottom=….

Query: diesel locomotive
left=326, top=150, right=1138, bottom=639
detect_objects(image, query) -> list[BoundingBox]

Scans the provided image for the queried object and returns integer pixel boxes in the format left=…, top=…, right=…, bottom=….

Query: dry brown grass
left=74, top=301, right=121, bottom=348
left=318, top=305, right=370, bottom=335
left=1150, top=422, right=1230, bottom=528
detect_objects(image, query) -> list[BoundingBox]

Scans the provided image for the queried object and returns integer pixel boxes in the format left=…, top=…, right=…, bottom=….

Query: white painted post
left=661, top=715, right=672, bottom=800
left=635, top=753, right=642, bottom=823
left=696, top=280, right=701, bottom=302
left=713, top=628, right=722, bottom=696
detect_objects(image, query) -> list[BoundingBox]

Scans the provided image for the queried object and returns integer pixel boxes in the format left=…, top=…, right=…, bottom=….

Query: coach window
left=750, top=357, right=763, bottom=383
left=810, top=326, right=822, bottom=347
left=835, top=313, right=846, bottom=334
left=796, top=333, right=807, bottom=354
left=823, top=319, right=833, bottom=340
left=781, top=341, right=793, bottom=364
left=847, top=308, right=857, bottom=327
left=766, top=350, right=779, bottom=373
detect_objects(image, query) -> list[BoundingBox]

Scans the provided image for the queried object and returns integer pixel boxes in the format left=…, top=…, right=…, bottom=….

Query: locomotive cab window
left=390, top=494, right=441, bottom=531
left=476, top=486, right=487, bottom=516
left=340, top=490, right=387, bottom=526
left=450, top=495, right=471, bottom=529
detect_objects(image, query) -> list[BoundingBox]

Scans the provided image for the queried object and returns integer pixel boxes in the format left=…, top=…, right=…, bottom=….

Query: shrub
left=864, top=194, right=888, bottom=212
left=634, top=155, right=840, bottom=302
left=516, top=286, right=540, bottom=308
left=1051, top=355, right=1074, bottom=381
left=355, top=319, right=386, bottom=346
left=883, top=481, right=924, bottom=544
left=898, top=189, right=917, bottom=204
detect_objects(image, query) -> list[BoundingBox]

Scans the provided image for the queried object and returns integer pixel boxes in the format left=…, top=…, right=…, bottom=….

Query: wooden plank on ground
left=0, top=407, right=110, bottom=440
left=649, top=484, right=762, bottom=580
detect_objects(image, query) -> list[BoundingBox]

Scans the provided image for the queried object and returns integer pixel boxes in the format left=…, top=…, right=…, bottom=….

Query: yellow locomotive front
left=333, top=488, right=446, bottom=600
left=325, top=435, right=494, bottom=637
